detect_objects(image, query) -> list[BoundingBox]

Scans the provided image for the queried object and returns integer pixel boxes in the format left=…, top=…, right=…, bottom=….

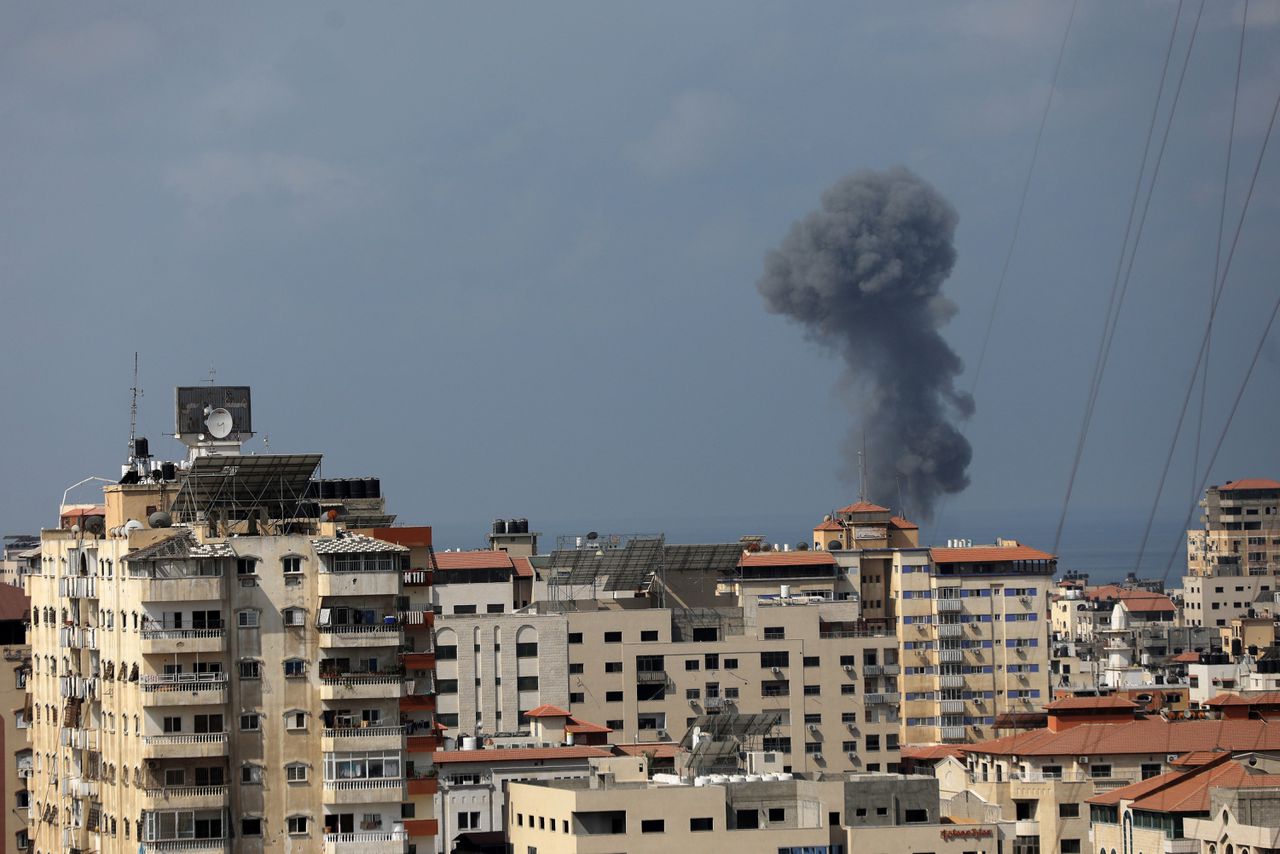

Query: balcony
left=936, top=598, right=963, bottom=613
left=324, top=830, right=408, bottom=854
left=319, top=625, right=403, bottom=649
left=864, top=693, right=900, bottom=706
left=1014, top=820, right=1040, bottom=837
left=320, top=674, right=404, bottom=701
left=400, top=693, right=437, bottom=714
left=937, top=623, right=964, bottom=638
left=406, top=734, right=442, bottom=753
left=142, top=839, right=228, bottom=853
left=939, top=674, right=965, bottom=689
left=59, top=626, right=98, bottom=650
left=406, top=777, right=439, bottom=796
left=136, top=575, right=224, bottom=602
left=142, top=733, right=229, bottom=759
left=60, top=727, right=100, bottom=750
left=1090, top=777, right=1135, bottom=792
left=319, top=570, right=400, bottom=598
left=862, top=664, right=884, bottom=676
left=401, top=652, right=435, bottom=671
left=403, top=569, right=431, bottom=587
left=143, top=785, right=230, bottom=810
left=940, top=699, right=966, bottom=714
left=322, top=726, right=406, bottom=752
left=141, top=628, right=226, bottom=655
left=323, top=778, right=406, bottom=804
left=939, top=649, right=963, bottom=664
left=139, top=673, right=228, bottom=707
left=940, top=725, right=967, bottom=742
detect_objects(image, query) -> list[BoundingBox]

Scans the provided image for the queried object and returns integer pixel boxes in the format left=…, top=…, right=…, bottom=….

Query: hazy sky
left=3, top=2, right=1278, bottom=567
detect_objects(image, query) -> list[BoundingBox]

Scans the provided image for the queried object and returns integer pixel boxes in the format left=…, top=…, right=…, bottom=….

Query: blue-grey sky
left=3, top=2, right=1278, bottom=573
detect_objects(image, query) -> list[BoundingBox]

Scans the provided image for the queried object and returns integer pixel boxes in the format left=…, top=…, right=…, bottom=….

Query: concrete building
left=24, top=385, right=439, bottom=854
left=897, top=541, right=1056, bottom=744
left=0, top=536, right=38, bottom=588
left=1184, top=479, right=1280, bottom=628
left=0, top=585, right=31, bottom=853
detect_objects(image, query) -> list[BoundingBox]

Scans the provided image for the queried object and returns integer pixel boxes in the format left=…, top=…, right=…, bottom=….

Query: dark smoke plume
left=758, top=166, right=973, bottom=521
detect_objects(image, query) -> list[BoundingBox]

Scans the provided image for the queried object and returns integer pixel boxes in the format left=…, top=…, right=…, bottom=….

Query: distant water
left=428, top=507, right=1191, bottom=590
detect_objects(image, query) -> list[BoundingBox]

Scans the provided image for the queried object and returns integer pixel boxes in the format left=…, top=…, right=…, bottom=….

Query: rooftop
left=1218, top=478, right=1280, bottom=492
left=739, top=551, right=836, bottom=568
left=434, top=550, right=515, bottom=571
left=311, top=533, right=407, bottom=554
left=433, top=746, right=614, bottom=765
left=967, top=719, right=1280, bottom=758
left=837, top=501, right=889, bottom=514
left=931, top=543, right=1055, bottom=564
left=123, top=531, right=236, bottom=561
left=1044, top=695, right=1139, bottom=712
left=1088, top=754, right=1280, bottom=813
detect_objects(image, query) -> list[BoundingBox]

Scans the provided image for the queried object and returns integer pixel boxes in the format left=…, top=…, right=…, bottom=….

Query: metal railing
left=324, top=831, right=409, bottom=843
left=141, top=628, right=226, bottom=640
left=323, top=726, right=405, bottom=739
left=144, top=785, right=228, bottom=800
left=143, top=733, right=228, bottom=745
left=324, top=778, right=404, bottom=790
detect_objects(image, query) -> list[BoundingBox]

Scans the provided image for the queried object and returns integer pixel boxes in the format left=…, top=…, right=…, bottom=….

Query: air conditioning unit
left=772, top=667, right=783, bottom=675
left=848, top=752, right=858, bottom=760
left=1167, top=754, right=1179, bottom=763
left=1078, top=756, right=1090, bottom=764
left=843, top=665, right=854, bottom=672
left=808, top=723, right=819, bottom=732
left=814, top=753, right=823, bottom=761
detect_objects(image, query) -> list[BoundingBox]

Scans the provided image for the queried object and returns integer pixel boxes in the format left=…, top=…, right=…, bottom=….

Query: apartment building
left=1089, top=752, right=1280, bottom=854
left=0, top=536, right=38, bottom=588
left=563, top=598, right=903, bottom=776
left=0, top=584, right=31, bottom=853
left=24, top=385, right=439, bottom=854
left=942, top=704, right=1280, bottom=854
left=897, top=541, right=1055, bottom=745
left=1184, top=478, right=1280, bottom=627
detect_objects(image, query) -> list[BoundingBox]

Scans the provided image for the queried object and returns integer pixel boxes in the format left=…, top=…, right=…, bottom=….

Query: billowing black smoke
left=758, top=166, right=973, bottom=521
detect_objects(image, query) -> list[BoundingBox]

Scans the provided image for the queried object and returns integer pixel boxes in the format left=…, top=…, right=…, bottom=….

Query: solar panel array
left=662, top=543, right=743, bottom=574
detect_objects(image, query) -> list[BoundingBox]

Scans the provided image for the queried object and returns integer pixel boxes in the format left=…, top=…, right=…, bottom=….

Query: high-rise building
left=24, top=386, right=438, bottom=854
left=1183, top=478, right=1280, bottom=629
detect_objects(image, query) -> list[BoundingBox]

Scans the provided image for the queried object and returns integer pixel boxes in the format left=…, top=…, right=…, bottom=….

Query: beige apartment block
left=26, top=477, right=427, bottom=854
left=563, top=601, right=903, bottom=775
left=0, top=584, right=31, bottom=853
left=1184, top=479, right=1280, bottom=628
left=896, top=541, right=1055, bottom=745
left=432, top=613, right=568, bottom=735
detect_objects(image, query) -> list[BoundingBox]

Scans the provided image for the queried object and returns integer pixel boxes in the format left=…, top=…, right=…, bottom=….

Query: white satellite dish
left=205, top=408, right=234, bottom=439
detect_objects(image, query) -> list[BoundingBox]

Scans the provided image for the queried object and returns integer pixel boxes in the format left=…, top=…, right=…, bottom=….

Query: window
left=435, top=644, right=457, bottom=660
left=239, top=660, right=260, bottom=679
left=517, top=676, right=539, bottom=690
left=841, top=712, right=857, bottom=724
left=1090, top=764, right=1112, bottom=779
left=768, top=807, right=785, bottom=822
left=284, top=658, right=306, bottom=678
left=804, top=685, right=820, bottom=696
left=452, top=605, right=476, bottom=614
left=865, top=735, right=880, bottom=751
left=286, top=763, right=308, bottom=782
left=283, top=608, right=305, bottom=627
left=685, top=659, right=700, bottom=671
left=604, top=631, right=622, bottom=643
left=237, top=610, right=259, bottom=628
left=282, top=556, right=302, bottom=575
left=641, top=819, right=665, bottom=833
left=436, top=679, right=458, bottom=694
left=568, top=662, right=584, bottom=675
left=165, top=768, right=185, bottom=786
left=1140, top=763, right=1162, bottom=780
left=163, top=716, right=182, bottom=733
left=690, top=817, right=713, bottom=831
left=686, top=688, right=701, bottom=700
left=486, top=603, right=505, bottom=613
left=803, top=656, right=820, bottom=667
left=240, top=713, right=261, bottom=731
left=286, top=711, right=307, bottom=730
left=569, top=692, right=584, bottom=703
left=287, top=816, right=308, bottom=835
left=236, top=558, right=257, bottom=575
left=904, top=809, right=928, bottom=823
left=605, top=661, right=623, bottom=673
left=606, top=719, right=623, bottom=729
left=841, top=684, right=857, bottom=695
left=804, top=713, right=822, bottom=724
left=1059, top=803, right=1080, bottom=818
left=516, top=642, right=538, bottom=657
left=723, top=657, right=738, bottom=669
left=458, top=811, right=481, bottom=829
left=1060, top=841, right=1080, bottom=854
left=641, top=630, right=659, bottom=642
left=760, top=651, right=789, bottom=669
left=805, top=742, right=821, bottom=754
left=242, top=818, right=262, bottom=837
left=606, top=691, right=623, bottom=702
left=241, top=765, right=263, bottom=785
left=568, top=632, right=583, bottom=644
left=764, top=626, right=785, bottom=639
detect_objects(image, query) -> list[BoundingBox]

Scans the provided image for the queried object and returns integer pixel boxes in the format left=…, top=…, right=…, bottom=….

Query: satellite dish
left=205, top=408, right=234, bottom=439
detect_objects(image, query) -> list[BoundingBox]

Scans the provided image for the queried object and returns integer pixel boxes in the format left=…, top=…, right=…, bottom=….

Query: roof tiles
left=434, top=551, right=515, bottom=571
left=931, top=543, right=1055, bottom=564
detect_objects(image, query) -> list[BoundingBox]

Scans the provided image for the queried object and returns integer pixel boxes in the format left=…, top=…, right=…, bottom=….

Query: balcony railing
left=936, top=599, right=963, bottom=612
left=938, top=624, right=964, bottom=638
left=143, top=733, right=228, bottom=746
left=940, top=725, right=967, bottom=742
left=325, top=831, right=409, bottom=843
left=864, top=693, right=900, bottom=705
left=320, top=624, right=402, bottom=636
left=939, top=674, right=965, bottom=688
left=321, top=673, right=403, bottom=686
left=140, top=673, right=228, bottom=692
left=140, top=628, right=225, bottom=640
left=323, top=726, right=405, bottom=739
left=144, top=785, right=229, bottom=800
left=142, top=839, right=228, bottom=852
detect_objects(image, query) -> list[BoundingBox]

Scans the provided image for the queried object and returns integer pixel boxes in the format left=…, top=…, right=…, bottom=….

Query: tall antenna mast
left=128, top=352, right=143, bottom=457
left=858, top=431, right=868, bottom=502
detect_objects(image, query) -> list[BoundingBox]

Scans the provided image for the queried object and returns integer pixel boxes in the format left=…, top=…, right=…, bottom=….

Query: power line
left=969, top=0, right=1079, bottom=397
left=1053, top=0, right=1186, bottom=555
left=1191, top=0, right=1248, bottom=504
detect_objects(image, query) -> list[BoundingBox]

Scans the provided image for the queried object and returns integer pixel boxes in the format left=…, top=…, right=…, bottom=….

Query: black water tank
left=133, top=437, right=149, bottom=458
left=516, top=518, right=528, bottom=534
left=160, top=462, right=177, bottom=482
left=320, top=480, right=338, bottom=500
left=349, top=479, right=368, bottom=500
left=333, top=479, right=351, bottom=500
left=366, top=478, right=381, bottom=498
left=506, top=519, right=519, bottom=535
left=493, top=519, right=507, bottom=536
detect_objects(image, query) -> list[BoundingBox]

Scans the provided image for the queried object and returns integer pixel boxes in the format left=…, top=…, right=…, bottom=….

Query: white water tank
left=777, top=772, right=794, bottom=781
left=694, top=776, right=708, bottom=787
left=746, top=774, right=762, bottom=782
left=780, top=584, right=791, bottom=598
left=729, top=774, right=746, bottom=783
left=462, top=736, right=478, bottom=751
left=565, top=731, right=575, bottom=746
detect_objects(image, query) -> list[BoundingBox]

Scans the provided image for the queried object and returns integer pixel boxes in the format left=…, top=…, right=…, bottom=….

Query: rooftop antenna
left=205, top=363, right=216, bottom=385
left=128, top=353, right=143, bottom=458
left=857, top=431, right=868, bottom=503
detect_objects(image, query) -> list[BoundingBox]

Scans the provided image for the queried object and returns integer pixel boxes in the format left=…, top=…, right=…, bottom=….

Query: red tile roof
left=432, top=746, right=613, bottom=764
left=1045, top=695, right=1139, bottom=712
left=1172, top=651, right=1201, bottom=664
left=1087, top=585, right=1176, bottom=612
left=1170, top=750, right=1226, bottom=767
left=967, top=719, right=1280, bottom=758
left=1205, top=691, right=1280, bottom=708
left=511, top=557, right=534, bottom=578
left=1219, top=478, right=1280, bottom=491
left=837, top=501, right=889, bottom=514
left=890, top=516, right=919, bottom=530
left=434, top=551, right=515, bottom=571
left=901, top=745, right=966, bottom=761
left=525, top=704, right=571, bottom=718
left=931, top=543, right=1055, bottom=564
left=739, top=551, right=836, bottom=568
left=1089, top=755, right=1280, bottom=813
left=814, top=520, right=844, bottom=532
left=565, top=720, right=612, bottom=734
left=0, top=585, right=29, bottom=622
